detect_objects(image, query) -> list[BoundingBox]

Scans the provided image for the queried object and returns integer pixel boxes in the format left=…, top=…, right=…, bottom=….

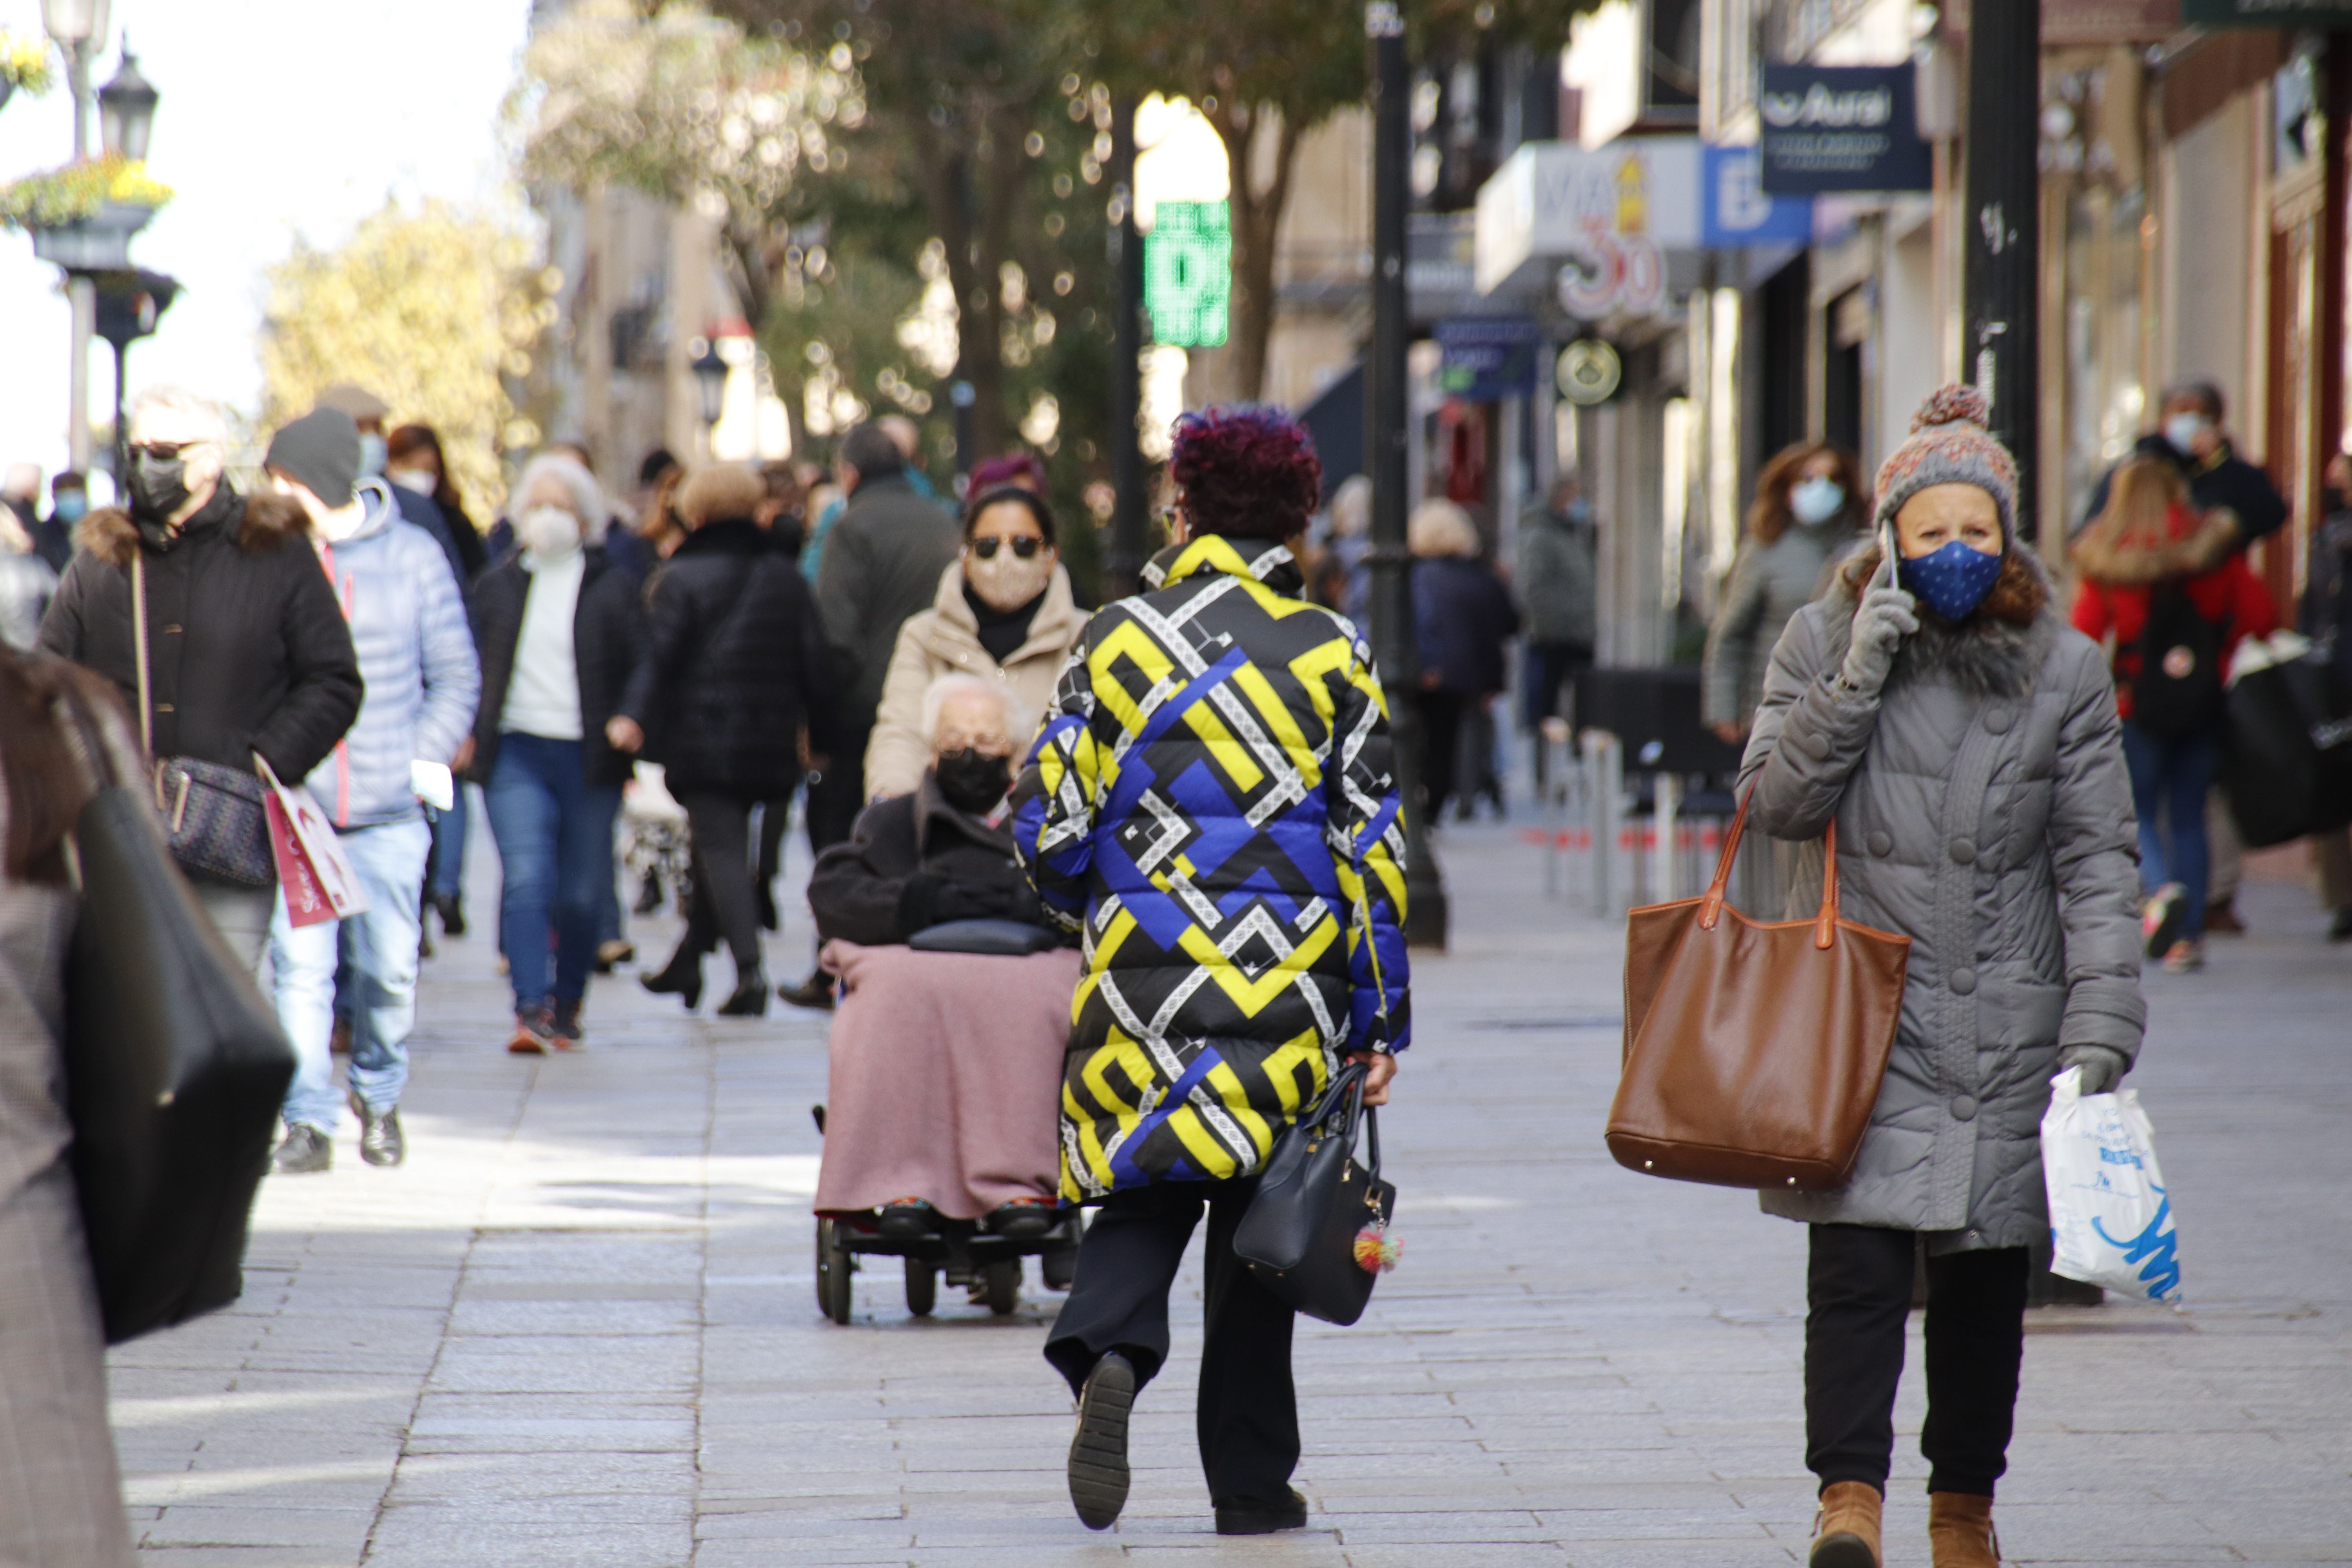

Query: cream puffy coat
left=862, top=559, right=1087, bottom=799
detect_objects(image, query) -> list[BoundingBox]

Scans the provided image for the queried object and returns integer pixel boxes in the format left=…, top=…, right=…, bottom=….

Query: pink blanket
left=811, top=939, right=1081, bottom=1220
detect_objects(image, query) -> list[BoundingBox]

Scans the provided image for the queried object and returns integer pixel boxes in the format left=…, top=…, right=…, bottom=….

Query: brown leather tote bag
left=1607, top=790, right=1910, bottom=1191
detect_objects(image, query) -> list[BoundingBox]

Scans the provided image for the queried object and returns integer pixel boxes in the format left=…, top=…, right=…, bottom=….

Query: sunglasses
left=130, top=440, right=208, bottom=460
left=970, top=535, right=1044, bottom=560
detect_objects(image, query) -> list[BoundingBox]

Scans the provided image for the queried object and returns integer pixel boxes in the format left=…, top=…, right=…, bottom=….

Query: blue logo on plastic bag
left=2090, top=1185, right=2181, bottom=1301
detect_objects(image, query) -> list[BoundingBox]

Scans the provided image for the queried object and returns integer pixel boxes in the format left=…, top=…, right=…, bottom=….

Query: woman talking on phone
left=1735, top=387, right=2145, bottom=1568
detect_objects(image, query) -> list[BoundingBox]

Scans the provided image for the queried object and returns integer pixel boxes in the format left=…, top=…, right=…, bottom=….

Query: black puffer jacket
left=37, top=488, right=363, bottom=782
left=618, top=517, right=834, bottom=798
left=807, top=770, right=1046, bottom=945
left=465, top=546, right=644, bottom=788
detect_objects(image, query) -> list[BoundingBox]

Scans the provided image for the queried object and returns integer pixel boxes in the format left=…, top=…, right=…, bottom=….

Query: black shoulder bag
left=56, top=693, right=296, bottom=1343
left=1232, top=1061, right=1398, bottom=1327
left=134, top=553, right=274, bottom=886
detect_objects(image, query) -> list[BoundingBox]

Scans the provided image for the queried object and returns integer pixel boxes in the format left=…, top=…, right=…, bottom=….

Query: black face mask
left=935, top=748, right=1012, bottom=814
left=127, top=449, right=193, bottom=523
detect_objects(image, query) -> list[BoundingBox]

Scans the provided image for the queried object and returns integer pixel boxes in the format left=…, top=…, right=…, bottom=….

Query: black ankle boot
left=716, top=967, right=769, bottom=1016
left=640, top=948, right=704, bottom=1010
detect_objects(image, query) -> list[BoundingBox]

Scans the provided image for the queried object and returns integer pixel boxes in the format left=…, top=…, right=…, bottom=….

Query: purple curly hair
left=1169, top=404, right=1323, bottom=542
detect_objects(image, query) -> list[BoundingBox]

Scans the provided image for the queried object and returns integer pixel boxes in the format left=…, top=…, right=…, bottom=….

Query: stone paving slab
left=102, top=822, right=2352, bottom=1565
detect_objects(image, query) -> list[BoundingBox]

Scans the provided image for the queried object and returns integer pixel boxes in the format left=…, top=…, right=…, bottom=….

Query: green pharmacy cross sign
left=1145, top=200, right=1232, bottom=349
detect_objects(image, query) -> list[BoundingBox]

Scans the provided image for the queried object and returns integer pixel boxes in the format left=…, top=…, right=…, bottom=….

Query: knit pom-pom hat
left=1871, top=384, right=2018, bottom=547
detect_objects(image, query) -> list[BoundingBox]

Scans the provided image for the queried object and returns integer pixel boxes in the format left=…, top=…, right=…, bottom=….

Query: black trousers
left=676, top=791, right=764, bottom=978
left=1417, top=691, right=1467, bottom=821
left=804, top=726, right=871, bottom=855
left=1043, top=1178, right=1299, bottom=1508
left=1806, top=1224, right=2029, bottom=1498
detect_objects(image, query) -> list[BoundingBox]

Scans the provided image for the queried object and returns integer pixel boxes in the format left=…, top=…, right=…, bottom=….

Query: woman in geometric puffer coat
left=1737, top=386, right=2147, bottom=1568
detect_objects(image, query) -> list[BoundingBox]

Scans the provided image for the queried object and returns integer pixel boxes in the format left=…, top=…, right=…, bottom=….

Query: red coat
left=2070, top=505, right=2276, bottom=720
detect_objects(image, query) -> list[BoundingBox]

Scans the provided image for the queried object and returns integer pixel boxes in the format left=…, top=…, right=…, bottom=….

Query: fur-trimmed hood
left=1820, top=541, right=2058, bottom=701
left=2067, top=504, right=2240, bottom=586
left=74, top=488, right=310, bottom=568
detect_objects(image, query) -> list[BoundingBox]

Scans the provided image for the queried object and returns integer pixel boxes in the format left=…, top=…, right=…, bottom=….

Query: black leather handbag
left=57, top=696, right=295, bottom=1343
left=1232, top=1062, right=1397, bottom=1327
left=133, top=555, right=273, bottom=886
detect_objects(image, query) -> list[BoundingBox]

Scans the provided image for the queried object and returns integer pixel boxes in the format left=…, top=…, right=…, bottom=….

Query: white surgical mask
left=1789, top=475, right=1846, bottom=526
left=516, top=505, right=582, bottom=562
left=388, top=466, right=436, bottom=497
left=2162, top=413, right=2210, bottom=456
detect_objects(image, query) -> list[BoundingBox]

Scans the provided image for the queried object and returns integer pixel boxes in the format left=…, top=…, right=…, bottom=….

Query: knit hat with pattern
left=1871, top=384, right=2017, bottom=547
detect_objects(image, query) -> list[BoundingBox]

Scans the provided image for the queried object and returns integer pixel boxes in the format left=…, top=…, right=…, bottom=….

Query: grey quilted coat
left=1735, top=550, right=2145, bottom=1252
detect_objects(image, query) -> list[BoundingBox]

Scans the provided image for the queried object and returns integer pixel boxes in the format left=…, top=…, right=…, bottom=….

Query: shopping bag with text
left=255, top=758, right=367, bottom=927
left=2041, top=1066, right=2181, bottom=1304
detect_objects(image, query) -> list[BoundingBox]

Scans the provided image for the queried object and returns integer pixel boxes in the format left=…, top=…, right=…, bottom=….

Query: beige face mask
left=965, top=548, right=1053, bottom=612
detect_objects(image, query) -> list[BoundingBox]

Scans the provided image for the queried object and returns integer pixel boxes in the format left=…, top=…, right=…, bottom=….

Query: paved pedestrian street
left=109, top=827, right=2352, bottom=1567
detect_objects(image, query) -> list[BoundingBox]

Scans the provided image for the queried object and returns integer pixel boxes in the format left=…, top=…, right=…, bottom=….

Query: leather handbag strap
left=1309, top=1061, right=1379, bottom=1178
left=129, top=552, right=152, bottom=759
left=1696, top=784, right=1841, bottom=950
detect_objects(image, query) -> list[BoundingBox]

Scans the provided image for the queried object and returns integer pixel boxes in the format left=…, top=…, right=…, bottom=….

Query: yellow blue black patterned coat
left=1012, top=535, right=1410, bottom=1201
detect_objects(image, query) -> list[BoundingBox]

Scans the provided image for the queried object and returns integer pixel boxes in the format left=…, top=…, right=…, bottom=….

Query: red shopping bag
left=256, top=759, right=367, bottom=929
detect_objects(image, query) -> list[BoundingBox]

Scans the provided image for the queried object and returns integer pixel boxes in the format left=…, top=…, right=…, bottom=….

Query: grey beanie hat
left=1869, top=385, right=2018, bottom=547
left=266, top=407, right=362, bottom=506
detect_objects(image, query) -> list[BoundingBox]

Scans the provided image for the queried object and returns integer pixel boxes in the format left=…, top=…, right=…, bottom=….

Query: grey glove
left=2058, top=1044, right=2128, bottom=1095
left=1838, top=578, right=1920, bottom=699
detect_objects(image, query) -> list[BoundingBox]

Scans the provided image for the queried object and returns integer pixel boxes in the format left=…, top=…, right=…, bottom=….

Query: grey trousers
left=194, top=879, right=274, bottom=973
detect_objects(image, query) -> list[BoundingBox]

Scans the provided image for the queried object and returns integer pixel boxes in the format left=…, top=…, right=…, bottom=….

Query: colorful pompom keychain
left=1353, top=1223, right=1401, bottom=1274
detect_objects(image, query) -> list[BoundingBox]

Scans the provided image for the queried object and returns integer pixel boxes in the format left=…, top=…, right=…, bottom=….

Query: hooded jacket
left=864, top=559, right=1088, bottom=799
left=2069, top=500, right=2277, bottom=720
left=617, top=517, right=834, bottom=799
left=1737, top=546, right=2145, bottom=1251
left=1012, top=535, right=1410, bottom=1201
left=303, top=479, right=481, bottom=828
left=37, top=486, right=362, bottom=784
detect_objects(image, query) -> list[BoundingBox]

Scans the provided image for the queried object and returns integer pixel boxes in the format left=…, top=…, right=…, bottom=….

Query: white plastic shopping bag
left=2040, top=1066, right=2182, bottom=1303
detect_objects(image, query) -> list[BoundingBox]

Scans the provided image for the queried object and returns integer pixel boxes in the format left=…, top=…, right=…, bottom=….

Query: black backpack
left=2131, top=584, right=2229, bottom=739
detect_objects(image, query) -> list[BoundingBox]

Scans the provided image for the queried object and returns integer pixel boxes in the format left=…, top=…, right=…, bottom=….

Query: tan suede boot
left=1809, top=1481, right=1883, bottom=1568
left=1928, top=1491, right=2002, bottom=1566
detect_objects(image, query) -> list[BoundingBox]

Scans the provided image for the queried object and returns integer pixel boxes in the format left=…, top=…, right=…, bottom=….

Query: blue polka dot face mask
left=1897, top=537, right=2005, bottom=622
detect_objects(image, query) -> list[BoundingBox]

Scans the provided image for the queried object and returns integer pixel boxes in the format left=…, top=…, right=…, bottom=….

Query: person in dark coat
left=1407, top=498, right=1519, bottom=821
left=466, top=453, right=644, bottom=1052
left=38, top=386, right=363, bottom=968
left=808, top=674, right=1045, bottom=946
left=34, top=471, right=84, bottom=573
left=616, top=466, right=835, bottom=1017
left=2305, top=455, right=2352, bottom=939
left=810, top=422, right=960, bottom=847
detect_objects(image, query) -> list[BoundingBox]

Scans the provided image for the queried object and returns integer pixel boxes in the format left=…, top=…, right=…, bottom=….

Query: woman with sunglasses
left=864, top=485, right=1087, bottom=800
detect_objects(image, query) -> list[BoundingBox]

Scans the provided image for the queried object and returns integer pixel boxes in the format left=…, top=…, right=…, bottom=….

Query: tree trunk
left=917, top=111, right=1017, bottom=464
left=1214, top=101, right=1305, bottom=405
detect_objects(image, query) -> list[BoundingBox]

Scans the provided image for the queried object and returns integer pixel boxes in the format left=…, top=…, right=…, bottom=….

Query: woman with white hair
left=1408, top=497, right=1518, bottom=820
left=463, top=452, right=646, bottom=1053
left=806, top=673, right=1047, bottom=947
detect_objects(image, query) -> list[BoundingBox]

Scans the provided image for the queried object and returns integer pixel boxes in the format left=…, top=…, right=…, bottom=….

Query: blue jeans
left=483, top=733, right=622, bottom=1012
left=427, top=787, right=470, bottom=902
left=2120, top=719, right=2222, bottom=939
left=271, top=816, right=432, bottom=1131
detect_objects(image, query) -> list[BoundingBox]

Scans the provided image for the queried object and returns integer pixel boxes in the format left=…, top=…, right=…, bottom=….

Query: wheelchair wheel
left=982, top=1258, right=1020, bottom=1316
left=904, top=1258, right=936, bottom=1317
left=815, top=1218, right=854, bottom=1325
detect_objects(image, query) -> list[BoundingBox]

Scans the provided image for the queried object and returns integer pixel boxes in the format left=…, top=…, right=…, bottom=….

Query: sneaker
left=550, top=998, right=585, bottom=1051
left=2141, top=884, right=2187, bottom=960
left=430, top=891, right=466, bottom=937
left=271, top=1123, right=332, bottom=1175
left=1215, top=1486, right=1310, bottom=1536
left=350, top=1092, right=405, bottom=1168
left=2204, top=897, right=2246, bottom=935
left=593, top=939, right=635, bottom=974
left=506, top=1007, right=554, bottom=1055
left=2163, top=938, right=2205, bottom=973
left=1067, top=1351, right=1135, bottom=1530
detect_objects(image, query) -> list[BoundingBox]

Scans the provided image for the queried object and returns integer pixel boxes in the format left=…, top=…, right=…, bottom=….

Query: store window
left=2045, top=53, right=2150, bottom=537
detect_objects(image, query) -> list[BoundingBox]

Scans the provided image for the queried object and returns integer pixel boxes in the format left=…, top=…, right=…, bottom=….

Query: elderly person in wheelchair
left=805, top=674, right=1081, bottom=1319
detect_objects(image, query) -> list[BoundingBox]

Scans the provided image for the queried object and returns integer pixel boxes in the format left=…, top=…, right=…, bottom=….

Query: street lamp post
left=1962, top=0, right=2040, bottom=541
left=688, top=337, right=728, bottom=457
left=98, top=45, right=156, bottom=163
left=1366, top=1, right=1446, bottom=948
left=42, top=0, right=117, bottom=478
left=92, top=268, right=177, bottom=483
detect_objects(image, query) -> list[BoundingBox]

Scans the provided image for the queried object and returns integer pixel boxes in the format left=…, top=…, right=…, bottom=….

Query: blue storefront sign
left=1758, top=65, right=1931, bottom=194
left=1701, top=146, right=1814, bottom=247
left=1435, top=317, right=1543, bottom=401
